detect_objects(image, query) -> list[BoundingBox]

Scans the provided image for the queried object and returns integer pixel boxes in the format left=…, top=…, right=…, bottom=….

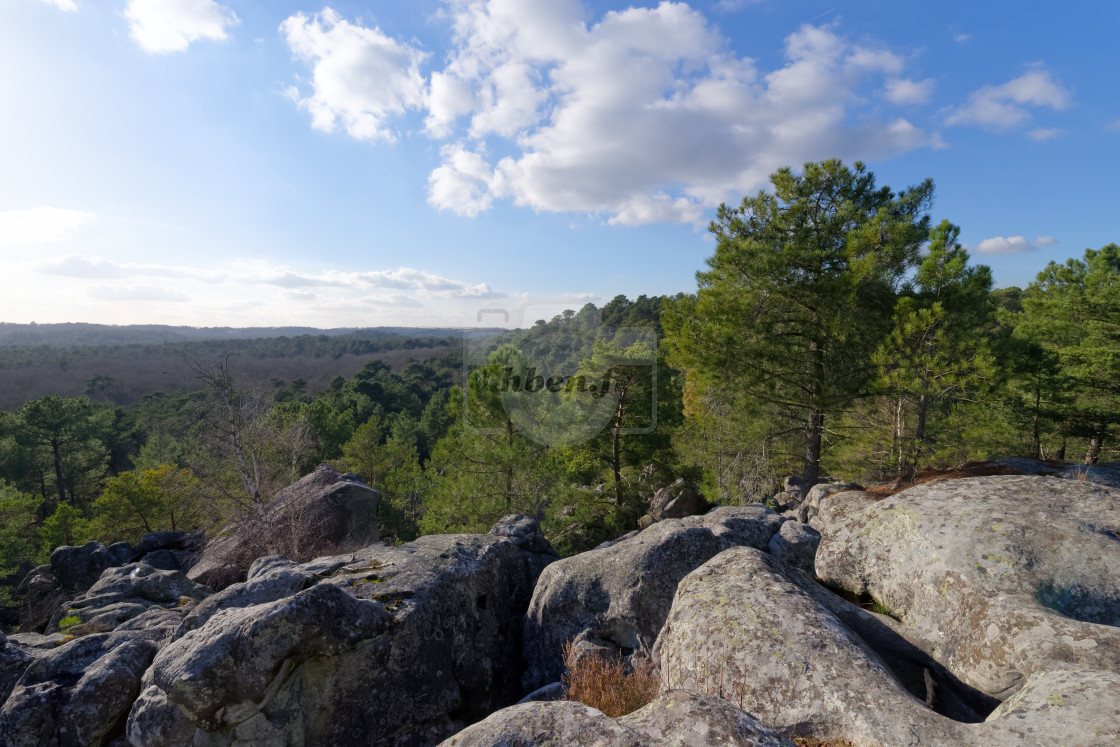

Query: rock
left=648, top=479, right=708, bottom=521
left=798, top=481, right=863, bottom=523
left=187, top=465, right=380, bottom=590
left=766, top=520, right=821, bottom=575
left=0, top=632, right=33, bottom=704
left=522, top=505, right=786, bottom=692
left=637, top=514, right=654, bottom=529
left=809, top=488, right=876, bottom=532
left=655, top=547, right=962, bottom=746
left=990, top=456, right=1120, bottom=489
left=976, top=668, right=1120, bottom=744
left=489, top=514, right=560, bottom=582
left=56, top=562, right=210, bottom=636
left=50, top=541, right=116, bottom=592
left=594, top=530, right=639, bottom=550
left=107, top=542, right=135, bottom=566
left=768, top=490, right=800, bottom=512
left=135, top=531, right=188, bottom=557
left=15, top=565, right=65, bottom=633
left=439, top=690, right=795, bottom=746
left=128, top=532, right=538, bottom=746
left=516, top=682, right=563, bottom=704
left=0, top=629, right=161, bottom=747
left=815, top=475, right=1120, bottom=700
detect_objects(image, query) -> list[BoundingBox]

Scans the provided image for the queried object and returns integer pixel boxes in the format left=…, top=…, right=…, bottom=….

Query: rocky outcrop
left=522, top=505, right=787, bottom=692
left=17, top=532, right=206, bottom=633
left=655, top=543, right=1120, bottom=746
left=187, top=465, right=381, bottom=590
left=648, top=479, right=709, bottom=521
left=0, top=628, right=162, bottom=747
left=58, top=562, right=210, bottom=637
left=815, top=475, right=1120, bottom=699
left=439, top=690, right=795, bottom=746
left=798, top=481, right=863, bottom=523
left=128, top=522, right=548, bottom=746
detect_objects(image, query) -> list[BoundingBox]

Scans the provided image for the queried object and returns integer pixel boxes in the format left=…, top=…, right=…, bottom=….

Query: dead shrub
left=561, top=640, right=660, bottom=718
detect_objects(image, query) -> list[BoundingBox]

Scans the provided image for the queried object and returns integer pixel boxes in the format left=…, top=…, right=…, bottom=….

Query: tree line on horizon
left=1, top=159, right=1117, bottom=616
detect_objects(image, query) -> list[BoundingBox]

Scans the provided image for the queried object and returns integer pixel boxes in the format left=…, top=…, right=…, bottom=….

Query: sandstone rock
left=766, top=520, right=820, bottom=575
left=51, top=541, right=116, bottom=592
left=798, top=481, right=863, bottom=523
left=0, top=632, right=33, bottom=704
left=977, top=668, right=1120, bottom=745
left=655, top=547, right=962, bottom=746
left=815, top=476, right=1120, bottom=700
left=128, top=532, right=538, bottom=746
left=648, top=480, right=708, bottom=521
left=187, top=465, right=381, bottom=590
left=522, top=505, right=785, bottom=692
left=489, top=513, right=560, bottom=582
left=55, top=562, right=210, bottom=636
left=809, top=488, right=876, bottom=532
left=0, top=629, right=160, bottom=747
left=439, top=690, right=795, bottom=746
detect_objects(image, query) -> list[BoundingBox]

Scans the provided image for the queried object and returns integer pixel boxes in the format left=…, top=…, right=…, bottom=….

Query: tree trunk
left=51, top=437, right=66, bottom=505
left=1086, top=432, right=1103, bottom=465
left=803, top=408, right=823, bottom=487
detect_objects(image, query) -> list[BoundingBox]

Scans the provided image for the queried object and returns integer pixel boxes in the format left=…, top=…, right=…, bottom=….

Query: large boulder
left=0, top=628, right=161, bottom=747
left=656, top=545, right=1120, bottom=746
left=648, top=480, right=708, bottom=521
left=438, top=690, right=795, bottom=746
left=815, top=475, right=1120, bottom=700
left=187, top=465, right=381, bottom=590
left=128, top=524, right=544, bottom=746
left=522, top=505, right=786, bottom=692
left=55, top=562, right=210, bottom=637
left=0, top=632, right=33, bottom=704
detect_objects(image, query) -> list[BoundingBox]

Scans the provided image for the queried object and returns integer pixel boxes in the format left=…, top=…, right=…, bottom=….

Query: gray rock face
left=815, top=476, right=1120, bottom=700
left=522, top=505, right=786, bottom=692
left=187, top=465, right=381, bottom=590
left=656, top=544, right=1120, bottom=746
left=656, top=547, right=960, bottom=746
left=0, top=632, right=33, bottom=704
left=648, top=480, right=708, bottom=521
left=798, top=481, right=863, bottom=523
left=489, top=513, right=560, bottom=581
left=57, top=562, right=210, bottom=636
left=128, top=530, right=541, bottom=746
left=766, top=520, right=820, bottom=575
left=439, top=690, right=795, bottom=747
left=0, top=629, right=160, bottom=747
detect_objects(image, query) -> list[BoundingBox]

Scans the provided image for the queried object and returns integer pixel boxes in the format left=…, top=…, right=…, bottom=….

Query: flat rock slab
left=815, top=475, right=1120, bottom=699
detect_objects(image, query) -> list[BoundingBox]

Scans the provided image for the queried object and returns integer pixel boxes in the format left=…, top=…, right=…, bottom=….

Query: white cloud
left=280, top=3, right=939, bottom=225
left=0, top=207, right=95, bottom=245
left=36, top=254, right=227, bottom=282
left=946, top=68, right=1071, bottom=131
left=429, top=6, right=936, bottom=223
left=124, top=0, right=238, bottom=54
left=88, top=285, right=191, bottom=302
left=953, top=33, right=971, bottom=45
left=280, top=9, right=427, bottom=142
left=974, top=236, right=1038, bottom=255
left=36, top=0, right=78, bottom=12
left=1026, top=127, right=1063, bottom=141
left=1104, top=118, right=1120, bottom=132
left=883, top=77, right=934, bottom=105
left=1035, top=236, right=1059, bottom=246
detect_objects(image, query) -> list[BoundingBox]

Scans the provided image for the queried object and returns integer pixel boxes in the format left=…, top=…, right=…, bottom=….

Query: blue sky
left=1, top=0, right=1117, bottom=328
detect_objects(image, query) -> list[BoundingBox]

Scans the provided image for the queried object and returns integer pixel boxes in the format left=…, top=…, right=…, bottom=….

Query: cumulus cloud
left=0, top=207, right=94, bottom=244
left=1035, top=236, right=1059, bottom=246
left=279, top=3, right=938, bottom=225
left=974, top=236, right=1040, bottom=255
left=883, top=77, right=934, bottom=105
left=36, top=254, right=226, bottom=282
left=945, top=68, right=1071, bottom=131
left=359, top=267, right=501, bottom=298
left=36, top=0, right=78, bottom=12
left=124, top=0, right=238, bottom=54
left=280, top=9, right=427, bottom=142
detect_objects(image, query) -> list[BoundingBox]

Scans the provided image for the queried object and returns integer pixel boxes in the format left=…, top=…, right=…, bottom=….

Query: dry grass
left=561, top=640, right=660, bottom=718
left=864, top=461, right=1024, bottom=498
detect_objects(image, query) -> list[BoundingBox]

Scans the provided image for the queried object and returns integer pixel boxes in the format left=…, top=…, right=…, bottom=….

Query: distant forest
left=0, top=327, right=468, bottom=410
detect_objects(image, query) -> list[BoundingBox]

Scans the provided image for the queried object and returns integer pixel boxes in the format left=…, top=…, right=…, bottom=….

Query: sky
left=1, top=0, right=1117, bottom=329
